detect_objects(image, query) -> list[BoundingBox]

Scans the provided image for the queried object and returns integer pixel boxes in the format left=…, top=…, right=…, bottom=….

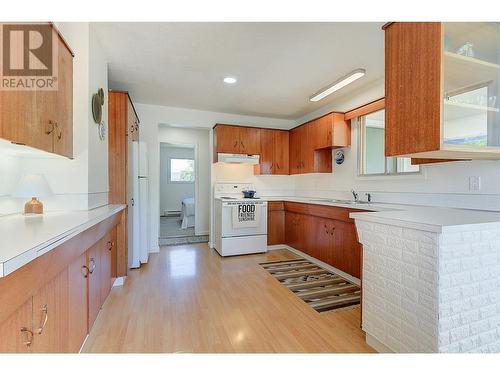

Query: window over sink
left=357, top=109, right=420, bottom=176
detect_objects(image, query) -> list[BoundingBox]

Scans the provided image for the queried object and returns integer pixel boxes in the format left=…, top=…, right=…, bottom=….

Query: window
left=169, top=158, right=195, bottom=182
left=358, top=109, right=420, bottom=176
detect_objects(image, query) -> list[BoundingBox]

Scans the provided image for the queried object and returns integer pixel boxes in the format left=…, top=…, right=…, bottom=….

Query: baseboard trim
left=366, top=333, right=393, bottom=353
left=195, top=230, right=209, bottom=236
left=267, top=244, right=360, bottom=286
left=113, top=276, right=126, bottom=287
left=149, top=246, right=160, bottom=254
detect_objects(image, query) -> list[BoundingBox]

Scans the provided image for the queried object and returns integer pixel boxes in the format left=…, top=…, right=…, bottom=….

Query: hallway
left=83, top=244, right=373, bottom=353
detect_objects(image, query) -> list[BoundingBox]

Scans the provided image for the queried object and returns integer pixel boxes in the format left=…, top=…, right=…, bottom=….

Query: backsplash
left=213, top=162, right=500, bottom=212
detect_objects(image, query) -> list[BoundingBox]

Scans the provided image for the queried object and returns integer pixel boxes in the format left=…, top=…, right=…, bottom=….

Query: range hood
left=217, top=153, right=260, bottom=164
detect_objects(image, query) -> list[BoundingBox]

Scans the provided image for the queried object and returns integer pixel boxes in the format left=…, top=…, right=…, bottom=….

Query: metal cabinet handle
left=107, top=241, right=114, bottom=251
left=55, top=123, right=62, bottom=140
left=37, top=304, right=48, bottom=334
left=324, top=224, right=329, bottom=234
left=130, top=124, right=135, bottom=133
left=20, top=327, right=33, bottom=347
left=135, top=122, right=139, bottom=132
left=82, top=265, right=90, bottom=278
left=89, top=258, right=96, bottom=274
left=46, top=120, right=56, bottom=135
left=240, top=140, right=245, bottom=149
left=131, top=198, right=135, bottom=206
left=330, top=227, right=335, bottom=236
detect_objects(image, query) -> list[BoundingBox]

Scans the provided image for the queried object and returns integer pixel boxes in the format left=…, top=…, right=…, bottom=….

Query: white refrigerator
left=138, top=141, right=150, bottom=264
left=129, top=141, right=150, bottom=268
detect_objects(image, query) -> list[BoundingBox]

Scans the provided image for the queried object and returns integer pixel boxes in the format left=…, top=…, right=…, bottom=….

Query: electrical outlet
left=469, top=176, right=481, bottom=191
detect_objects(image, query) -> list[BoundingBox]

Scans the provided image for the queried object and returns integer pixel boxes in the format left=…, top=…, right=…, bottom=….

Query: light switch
left=469, top=176, right=481, bottom=191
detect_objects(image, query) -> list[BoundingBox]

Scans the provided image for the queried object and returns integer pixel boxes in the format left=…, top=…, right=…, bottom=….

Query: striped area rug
left=260, top=258, right=360, bottom=313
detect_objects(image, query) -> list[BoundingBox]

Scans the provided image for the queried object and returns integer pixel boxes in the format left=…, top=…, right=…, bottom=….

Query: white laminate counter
left=260, top=196, right=500, bottom=232
left=0, top=204, right=126, bottom=277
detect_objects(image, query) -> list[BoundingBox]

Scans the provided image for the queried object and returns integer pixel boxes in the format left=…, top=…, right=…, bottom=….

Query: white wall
left=160, top=144, right=195, bottom=214
left=0, top=22, right=109, bottom=215
left=135, top=103, right=296, bottom=251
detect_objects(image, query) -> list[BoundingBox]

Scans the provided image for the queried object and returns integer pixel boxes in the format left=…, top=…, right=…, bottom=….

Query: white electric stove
left=213, top=183, right=268, bottom=256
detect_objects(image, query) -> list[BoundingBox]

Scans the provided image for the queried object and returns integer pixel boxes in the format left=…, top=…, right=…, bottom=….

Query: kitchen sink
left=310, top=198, right=371, bottom=205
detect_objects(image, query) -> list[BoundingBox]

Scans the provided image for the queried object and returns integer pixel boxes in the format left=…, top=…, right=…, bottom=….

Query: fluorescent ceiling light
left=309, top=68, right=366, bottom=102
left=223, top=76, right=237, bottom=84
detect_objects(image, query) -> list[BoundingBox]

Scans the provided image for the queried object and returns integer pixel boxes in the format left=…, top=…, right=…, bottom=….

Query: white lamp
left=13, top=174, right=53, bottom=214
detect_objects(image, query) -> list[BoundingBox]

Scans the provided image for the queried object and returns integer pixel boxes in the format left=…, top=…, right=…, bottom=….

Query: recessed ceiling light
left=223, top=76, right=237, bottom=84
left=309, top=68, right=366, bottom=102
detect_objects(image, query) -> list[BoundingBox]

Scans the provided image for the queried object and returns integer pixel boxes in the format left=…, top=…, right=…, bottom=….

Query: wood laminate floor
left=82, top=244, right=374, bottom=353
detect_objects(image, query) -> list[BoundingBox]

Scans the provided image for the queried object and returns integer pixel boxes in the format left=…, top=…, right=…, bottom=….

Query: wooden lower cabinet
left=0, top=300, right=33, bottom=353
left=31, top=268, right=70, bottom=352
left=314, top=217, right=344, bottom=268
left=100, top=230, right=115, bottom=306
left=271, top=202, right=364, bottom=278
left=87, top=241, right=102, bottom=330
left=68, top=253, right=88, bottom=352
left=0, top=215, right=121, bottom=353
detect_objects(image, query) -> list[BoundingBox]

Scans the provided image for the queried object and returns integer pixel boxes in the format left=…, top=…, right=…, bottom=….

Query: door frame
left=158, top=140, right=200, bottom=235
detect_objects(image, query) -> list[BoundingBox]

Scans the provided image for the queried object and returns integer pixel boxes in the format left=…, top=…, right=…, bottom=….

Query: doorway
left=159, top=142, right=207, bottom=245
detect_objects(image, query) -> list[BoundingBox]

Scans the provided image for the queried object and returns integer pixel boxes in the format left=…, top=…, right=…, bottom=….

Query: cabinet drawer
left=284, top=202, right=366, bottom=223
left=268, top=201, right=284, bottom=211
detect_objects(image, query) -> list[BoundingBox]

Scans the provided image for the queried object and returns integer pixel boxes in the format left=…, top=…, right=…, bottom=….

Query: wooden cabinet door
left=68, top=253, right=88, bottom=353
left=314, top=217, right=332, bottom=264
left=289, top=127, right=301, bottom=174
left=343, top=223, right=361, bottom=278
left=0, top=90, right=53, bottom=153
left=267, top=209, right=285, bottom=245
left=100, top=233, right=114, bottom=306
left=53, top=38, right=74, bottom=158
left=258, top=129, right=274, bottom=174
left=0, top=299, right=33, bottom=353
left=273, top=130, right=289, bottom=174
left=215, top=125, right=241, bottom=153
left=31, top=269, right=70, bottom=353
left=328, top=220, right=345, bottom=271
left=313, top=115, right=333, bottom=150
left=238, top=127, right=261, bottom=154
left=301, top=124, right=314, bottom=173
left=285, top=211, right=300, bottom=249
left=87, top=242, right=102, bottom=331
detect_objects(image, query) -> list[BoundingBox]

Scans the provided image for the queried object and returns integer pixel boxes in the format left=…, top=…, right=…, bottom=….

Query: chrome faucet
left=351, top=189, right=359, bottom=202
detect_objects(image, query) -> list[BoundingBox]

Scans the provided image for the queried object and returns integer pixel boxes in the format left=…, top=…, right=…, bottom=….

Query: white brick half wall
left=355, top=220, right=500, bottom=353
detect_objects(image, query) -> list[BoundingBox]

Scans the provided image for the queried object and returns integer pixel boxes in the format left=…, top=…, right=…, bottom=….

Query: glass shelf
left=443, top=22, right=500, bottom=148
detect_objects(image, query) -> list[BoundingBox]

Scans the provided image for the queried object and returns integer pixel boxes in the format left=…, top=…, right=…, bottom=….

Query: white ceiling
left=94, top=22, right=384, bottom=119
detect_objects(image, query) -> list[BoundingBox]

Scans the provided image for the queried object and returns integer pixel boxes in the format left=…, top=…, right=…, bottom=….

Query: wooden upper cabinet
left=289, top=126, right=302, bottom=174
left=312, top=113, right=351, bottom=150
left=384, top=22, right=500, bottom=160
left=53, top=33, right=74, bottom=158
left=238, top=126, right=261, bottom=154
left=255, top=129, right=289, bottom=175
left=214, top=125, right=241, bottom=154
left=289, top=124, right=313, bottom=174
left=213, top=124, right=261, bottom=158
left=0, top=24, right=74, bottom=158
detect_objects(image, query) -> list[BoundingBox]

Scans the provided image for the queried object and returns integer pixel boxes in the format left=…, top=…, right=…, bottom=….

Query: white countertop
left=0, top=204, right=126, bottom=277
left=260, top=196, right=500, bottom=233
